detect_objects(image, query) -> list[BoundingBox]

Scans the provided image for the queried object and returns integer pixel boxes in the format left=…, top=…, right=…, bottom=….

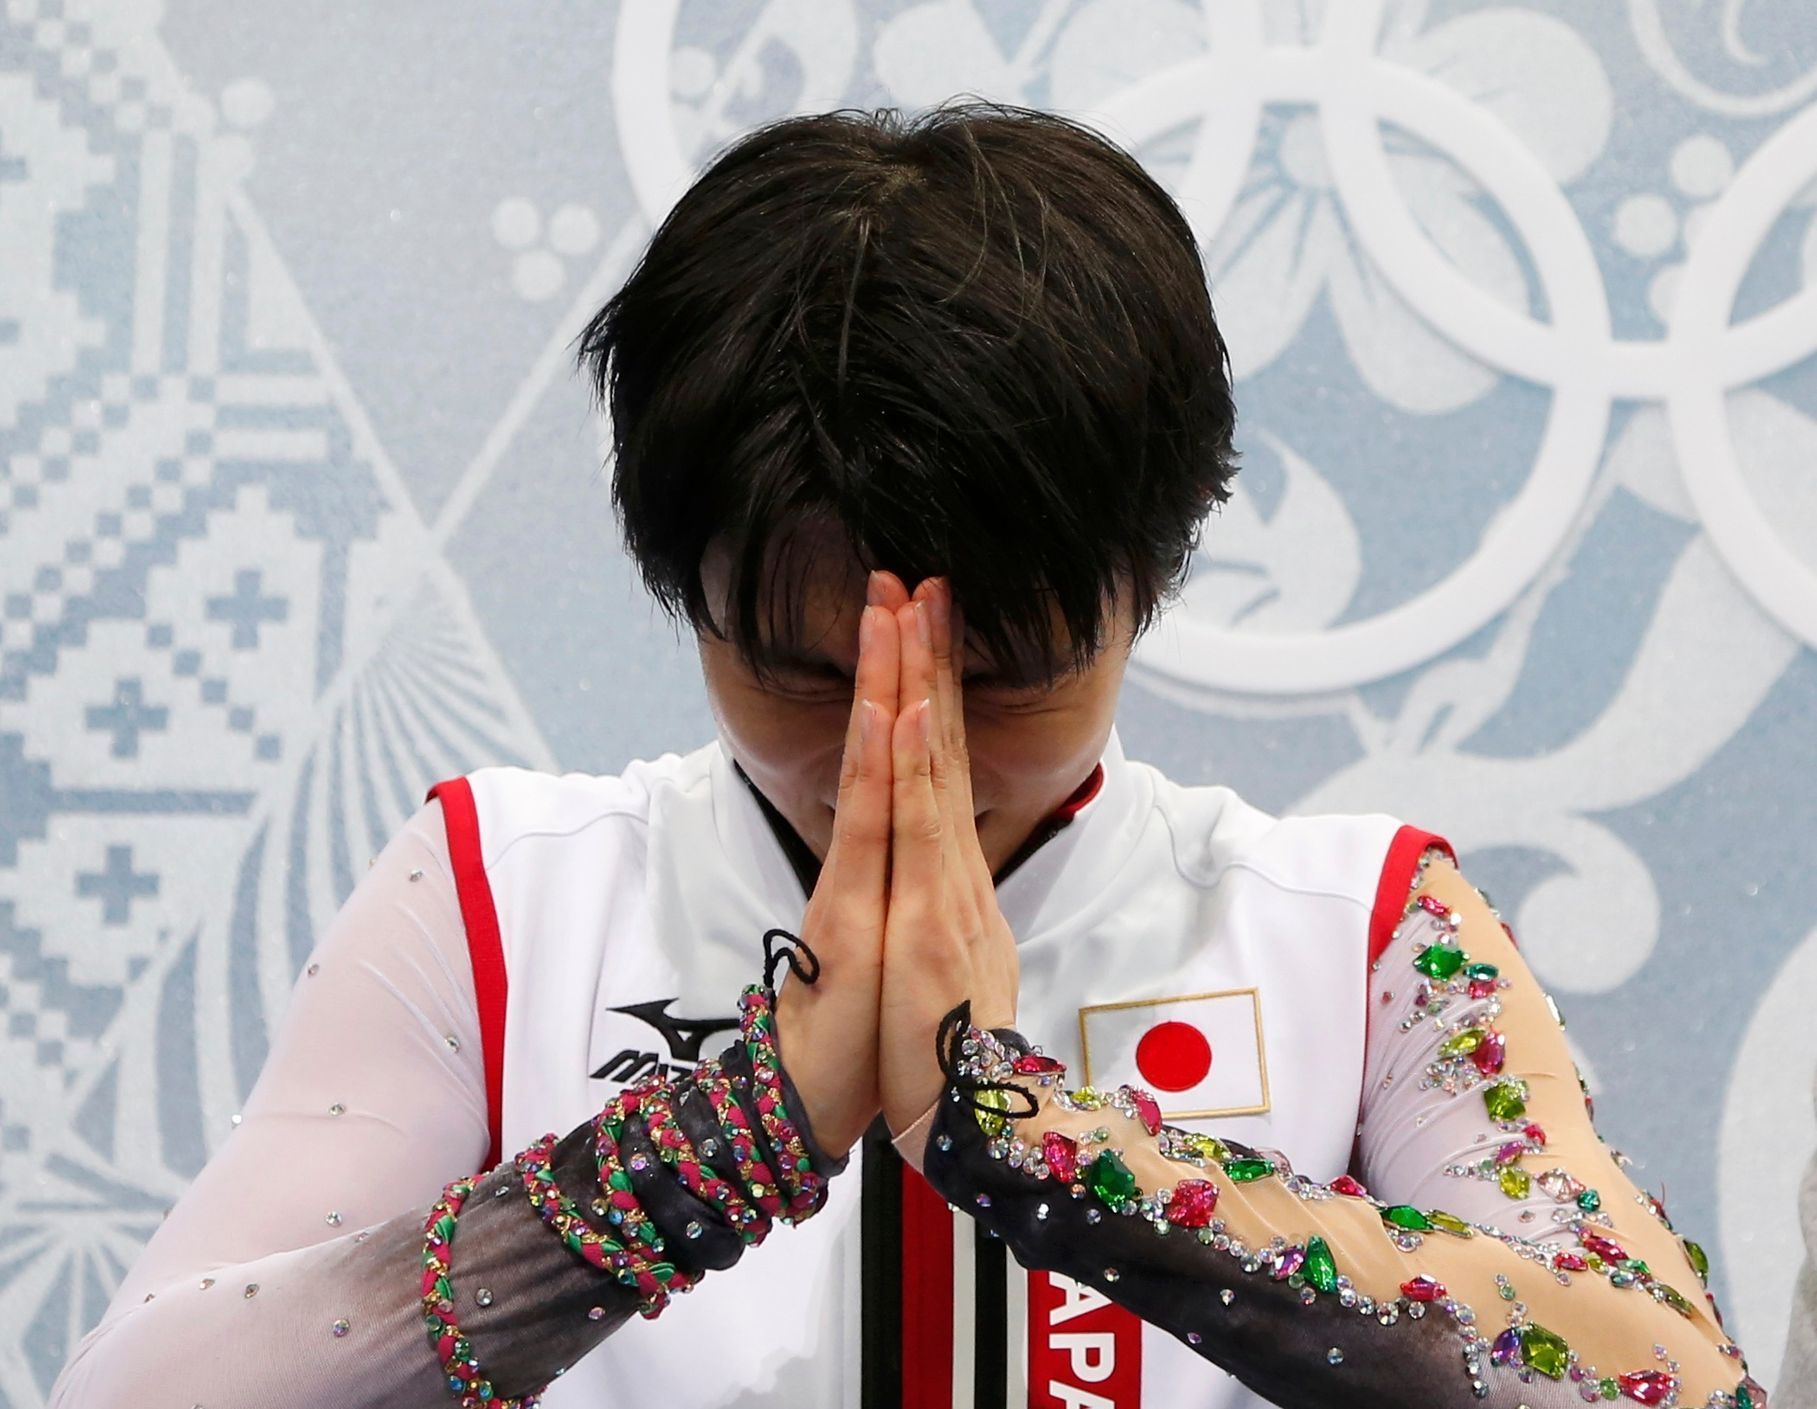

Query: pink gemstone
left=1523, top=1122, right=1548, bottom=1147
left=1553, top=1251, right=1588, bottom=1272
left=1495, top=1141, right=1526, bottom=1166
left=1581, top=1231, right=1628, bottom=1262
left=1470, top=1030, right=1507, bottom=1075
left=1012, top=1052, right=1065, bottom=1075
left=1617, top=1371, right=1677, bottom=1405
left=1400, top=1275, right=1446, bottom=1303
left=1416, top=895, right=1451, bottom=918
left=1166, top=1178, right=1219, bottom=1228
left=1329, top=1174, right=1368, bottom=1198
left=1129, top=1089, right=1163, bottom=1136
left=1271, top=1244, right=1305, bottom=1280
left=1468, top=977, right=1497, bottom=999
left=1042, top=1130, right=1080, bottom=1183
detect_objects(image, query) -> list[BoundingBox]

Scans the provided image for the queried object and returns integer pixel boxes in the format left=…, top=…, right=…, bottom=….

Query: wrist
left=771, top=980, right=876, bottom=1160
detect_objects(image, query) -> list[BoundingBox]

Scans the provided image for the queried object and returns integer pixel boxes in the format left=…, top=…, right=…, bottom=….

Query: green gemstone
left=1518, top=1322, right=1570, bottom=1379
left=1683, top=1237, right=1709, bottom=1284
left=1659, top=1283, right=1695, bottom=1316
left=1086, top=1150, right=1139, bottom=1209
left=1223, top=1158, right=1275, bottom=1183
left=1738, top=1382, right=1754, bottom=1409
left=1426, top=1210, right=1474, bottom=1238
left=1071, top=1086, right=1106, bottom=1110
left=1464, top=962, right=1500, bottom=981
left=1439, top=1027, right=1486, bottom=1057
left=1576, top=1188, right=1601, bottom=1212
left=974, top=1088, right=1010, bottom=1136
left=1621, top=1258, right=1651, bottom=1276
left=1599, top=1377, right=1618, bottom=1400
left=435, top=1275, right=454, bottom=1303
left=1381, top=1204, right=1434, bottom=1232
left=1498, top=1166, right=1532, bottom=1199
left=1483, top=1079, right=1529, bottom=1122
left=1412, top=944, right=1466, bottom=980
left=651, top=1261, right=676, bottom=1284
left=1302, top=1235, right=1338, bottom=1293
left=608, top=1169, right=633, bottom=1192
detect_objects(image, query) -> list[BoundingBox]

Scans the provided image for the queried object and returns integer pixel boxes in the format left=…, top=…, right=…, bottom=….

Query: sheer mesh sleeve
left=47, top=800, right=841, bottom=1407
left=916, top=850, right=1768, bottom=1408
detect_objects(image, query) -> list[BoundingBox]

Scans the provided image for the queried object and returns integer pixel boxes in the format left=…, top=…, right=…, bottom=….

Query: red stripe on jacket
left=426, top=776, right=509, bottom=1170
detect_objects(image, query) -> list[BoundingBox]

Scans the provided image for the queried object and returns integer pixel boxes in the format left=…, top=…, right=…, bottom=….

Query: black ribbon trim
left=762, top=927, right=821, bottom=992
left=935, top=1001, right=1041, bottom=1123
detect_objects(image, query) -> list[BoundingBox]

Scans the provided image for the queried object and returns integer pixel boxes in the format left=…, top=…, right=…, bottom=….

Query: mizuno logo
left=607, top=997, right=739, bottom=1060
left=589, top=998, right=740, bottom=1083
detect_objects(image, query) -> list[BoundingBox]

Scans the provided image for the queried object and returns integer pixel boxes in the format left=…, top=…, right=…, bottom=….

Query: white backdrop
left=1, top=1, right=1814, bottom=1402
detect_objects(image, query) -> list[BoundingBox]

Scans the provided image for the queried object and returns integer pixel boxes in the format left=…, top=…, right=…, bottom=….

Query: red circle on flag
left=1135, top=1021, right=1212, bottom=1092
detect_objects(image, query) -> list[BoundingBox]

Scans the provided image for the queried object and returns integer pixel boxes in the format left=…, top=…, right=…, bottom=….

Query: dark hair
left=576, top=99, right=1238, bottom=684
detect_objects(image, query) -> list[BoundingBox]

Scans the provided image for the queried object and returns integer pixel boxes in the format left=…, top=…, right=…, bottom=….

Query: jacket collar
left=705, top=725, right=1150, bottom=948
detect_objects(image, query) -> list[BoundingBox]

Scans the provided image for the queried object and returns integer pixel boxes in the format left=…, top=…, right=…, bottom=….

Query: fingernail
left=866, top=572, right=885, bottom=607
left=914, top=600, right=932, bottom=649
left=859, top=699, right=876, bottom=743
left=859, top=606, right=874, bottom=655
left=916, top=698, right=932, bottom=747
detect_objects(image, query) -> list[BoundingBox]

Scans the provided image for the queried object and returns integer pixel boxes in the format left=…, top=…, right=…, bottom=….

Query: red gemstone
left=1042, top=1130, right=1080, bottom=1183
left=1501, top=921, right=1519, bottom=947
left=1468, top=977, right=1498, bottom=999
left=1166, top=1178, right=1219, bottom=1228
left=1553, top=1251, right=1588, bottom=1271
left=1012, top=1052, right=1065, bottom=1075
left=1617, top=1371, right=1677, bottom=1405
left=1581, top=1232, right=1628, bottom=1262
left=1129, top=1088, right=1163, bottom=1136
left=1330, top=1174, right=1368, bottom=1198
left=1400, top=1275, right=1446, bottom=1303
left=1416, top=894, right=1451, bottom=918
left=1470, top=1030, right=1507, bottom=1075
left=1523, top=1122, right=1548, bottom=1147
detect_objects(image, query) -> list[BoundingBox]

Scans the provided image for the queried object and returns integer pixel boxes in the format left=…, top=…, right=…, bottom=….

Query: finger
left=928, top=581, right=977, bottom=822
left=889, top=695, right=942, bottom=912
left=823, top=603, right=897, bottom=900
left=916, top=581, right=983, bottom=884
left=868, top=569, right=911, bottom=613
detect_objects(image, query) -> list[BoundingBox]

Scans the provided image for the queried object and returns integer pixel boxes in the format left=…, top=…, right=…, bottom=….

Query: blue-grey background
left=2, top=0, right=1814, bottom=1402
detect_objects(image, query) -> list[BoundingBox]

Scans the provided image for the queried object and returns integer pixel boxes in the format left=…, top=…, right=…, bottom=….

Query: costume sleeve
left=48, top=797, right=842, bottom=1408
left=1774, top=1066, right=1817, bottom=1402
left=916, top=847, right=1769, bottom=1409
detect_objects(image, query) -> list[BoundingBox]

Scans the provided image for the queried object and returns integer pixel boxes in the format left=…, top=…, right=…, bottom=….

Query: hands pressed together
left=773, top=572, right=1021, bottom=1160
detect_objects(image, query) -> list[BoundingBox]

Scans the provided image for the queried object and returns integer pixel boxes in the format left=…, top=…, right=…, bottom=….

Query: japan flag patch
left=1076, top=989, right=1270, bottom=1120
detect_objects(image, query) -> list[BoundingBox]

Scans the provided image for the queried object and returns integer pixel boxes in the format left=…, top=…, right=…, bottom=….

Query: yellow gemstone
left=974, top=1088, right=1010, bottom=1136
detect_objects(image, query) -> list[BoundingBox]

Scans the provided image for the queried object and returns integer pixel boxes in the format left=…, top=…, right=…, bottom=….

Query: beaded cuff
left=421, top=939, right=840, bottom=1405
left=922, top=1007, right=1765, bottom=1409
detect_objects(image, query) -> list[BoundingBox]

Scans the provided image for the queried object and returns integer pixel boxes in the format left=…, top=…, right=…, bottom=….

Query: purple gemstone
left=1490, top=1328, right=1521, bottom=1367
left=1271, top=1245, right=1305, bottom=1281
